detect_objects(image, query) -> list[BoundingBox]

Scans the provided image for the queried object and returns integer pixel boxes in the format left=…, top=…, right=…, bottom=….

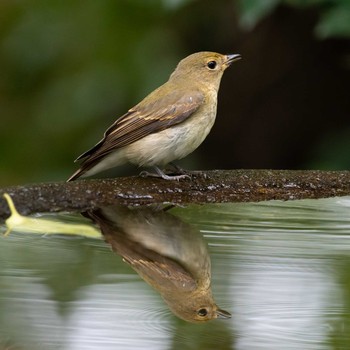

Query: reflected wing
left=87, top=207, right=198, bottom=292
left=125, top=253, right=197, bottom=292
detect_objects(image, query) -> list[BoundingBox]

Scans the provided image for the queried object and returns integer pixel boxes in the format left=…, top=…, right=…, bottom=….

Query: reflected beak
left=216, top=308, right=232, bottom=319
left=225, top=53, right=242, bottom=66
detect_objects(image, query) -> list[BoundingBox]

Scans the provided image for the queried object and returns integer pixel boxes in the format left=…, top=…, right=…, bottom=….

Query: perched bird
left=68, top=51, right=241, bottom=181
left=86, top=205, right=231, bottom=322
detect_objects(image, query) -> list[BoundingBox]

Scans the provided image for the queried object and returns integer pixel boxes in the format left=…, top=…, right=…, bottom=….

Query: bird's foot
left=188, top=170, right=209, bottom=179
left=168, top=163, right=208, bottom=179
left=168, top=162, right=188, bottom=175
left=140, top=166, right=191, bottom=181
left=161, top=173, right=191, bottom=181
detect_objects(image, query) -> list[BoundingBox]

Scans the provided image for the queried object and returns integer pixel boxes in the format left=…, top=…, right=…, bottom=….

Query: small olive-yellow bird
left=68, top=51, right=241, bottom=181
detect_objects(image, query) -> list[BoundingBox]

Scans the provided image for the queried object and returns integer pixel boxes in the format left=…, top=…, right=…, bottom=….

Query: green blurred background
left=1, top=0, right=349, bottom=186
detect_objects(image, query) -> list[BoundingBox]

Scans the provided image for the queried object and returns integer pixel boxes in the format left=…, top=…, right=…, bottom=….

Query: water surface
left=1, top=197, right=350, bottom=349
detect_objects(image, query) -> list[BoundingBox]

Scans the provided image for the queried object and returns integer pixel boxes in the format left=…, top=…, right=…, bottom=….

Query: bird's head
left=170, top=51, right=241, bottom=89
left=163, top=289, right=231, bottom=323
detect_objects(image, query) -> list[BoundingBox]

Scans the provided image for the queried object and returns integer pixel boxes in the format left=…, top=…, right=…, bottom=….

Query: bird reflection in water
left=85, top=205, right=231, bottom=323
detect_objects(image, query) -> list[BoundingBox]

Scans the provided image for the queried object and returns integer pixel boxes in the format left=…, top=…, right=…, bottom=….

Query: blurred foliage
left=308, top=128, right=350, bottom=170
left=0, top=0, right=349, bottom=186
left=0, top=0, right=187, bottom=184
left=238, top=0, right=350, bottom=38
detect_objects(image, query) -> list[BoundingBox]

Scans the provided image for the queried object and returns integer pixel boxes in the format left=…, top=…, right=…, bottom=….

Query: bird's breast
left=125, top=91, right=217, bottom=167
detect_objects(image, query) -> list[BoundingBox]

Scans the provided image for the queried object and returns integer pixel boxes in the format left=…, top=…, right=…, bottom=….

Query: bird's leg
left=168, top=162, right=208, bottom=179
left=168, top=162, right=189, bottom=175
left=154, top=166, right=190, bottom=180
left=140, top=166, right=190, bottom=181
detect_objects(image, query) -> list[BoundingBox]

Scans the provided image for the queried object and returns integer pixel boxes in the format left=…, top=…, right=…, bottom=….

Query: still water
left=1, top=196, right=350, bottom=349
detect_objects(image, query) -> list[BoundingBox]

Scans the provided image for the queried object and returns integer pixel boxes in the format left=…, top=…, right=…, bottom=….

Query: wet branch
left=1, top=169, right=350, bottom=219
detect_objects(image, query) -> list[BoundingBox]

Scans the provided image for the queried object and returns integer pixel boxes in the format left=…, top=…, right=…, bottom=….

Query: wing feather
left=75, top=89, right=204, bottom=164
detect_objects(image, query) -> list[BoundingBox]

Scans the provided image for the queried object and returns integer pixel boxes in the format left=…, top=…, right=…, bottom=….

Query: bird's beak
left=216, top=308, right=232, bottom=319
left=225, top=53, right=242, bottom=66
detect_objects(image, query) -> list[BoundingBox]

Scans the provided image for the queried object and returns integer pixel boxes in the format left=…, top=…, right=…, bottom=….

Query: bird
left=85, top=204, right=231, bottom=322
left=67, top=51, right=241, bottom=181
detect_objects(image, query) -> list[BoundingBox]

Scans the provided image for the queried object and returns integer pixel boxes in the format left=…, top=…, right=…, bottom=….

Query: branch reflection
left=86, top=205, right=231, bottom=323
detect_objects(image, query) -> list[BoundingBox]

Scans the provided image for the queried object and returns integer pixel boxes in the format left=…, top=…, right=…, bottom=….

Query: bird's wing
left=89, top=209, right=198, bottom=292
left=125, top=254, right=198, bottom=292
left=75, top=89, right=204, bottom=162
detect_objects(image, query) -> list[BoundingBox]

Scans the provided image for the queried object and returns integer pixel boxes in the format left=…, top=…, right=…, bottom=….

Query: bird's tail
left=66, top=168, right=85, bottom=182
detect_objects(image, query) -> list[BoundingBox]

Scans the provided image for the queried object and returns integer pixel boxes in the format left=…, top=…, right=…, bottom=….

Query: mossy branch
left=1, top=169, right=350, bottom=219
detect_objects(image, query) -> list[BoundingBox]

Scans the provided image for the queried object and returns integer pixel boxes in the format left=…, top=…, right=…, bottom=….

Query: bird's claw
left=139, top=170, right=190, bottom=181
left=160, top=173, right=191, bottom=181
left=189, top=171, right=208, bottom=179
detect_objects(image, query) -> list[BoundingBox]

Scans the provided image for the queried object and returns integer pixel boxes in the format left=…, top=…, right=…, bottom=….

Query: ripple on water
left=176, top=197, right=350, bottom=235
left=192, top=198, right=350, bottom=259
left=1, top=197, right=350, bottom=349
left=188, top=198, right=350, bottom=349
left=65, top=282, right=174, bottom=349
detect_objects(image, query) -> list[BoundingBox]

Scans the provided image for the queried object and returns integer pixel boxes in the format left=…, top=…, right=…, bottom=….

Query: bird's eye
left=207, top=61, right=217, bottom=70
left=197, top=308, right=208, bottom=317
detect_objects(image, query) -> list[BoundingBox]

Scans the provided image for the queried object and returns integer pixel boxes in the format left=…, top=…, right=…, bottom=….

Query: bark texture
left=1, top=170, right=350, bottom=219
